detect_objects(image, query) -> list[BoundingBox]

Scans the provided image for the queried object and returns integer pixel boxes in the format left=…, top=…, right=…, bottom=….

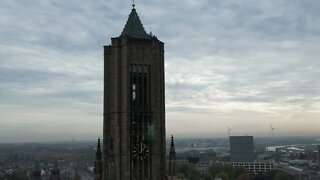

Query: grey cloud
left=0, top=67, right=66, bottom=83
left=1, top=0, right=320, bottom=140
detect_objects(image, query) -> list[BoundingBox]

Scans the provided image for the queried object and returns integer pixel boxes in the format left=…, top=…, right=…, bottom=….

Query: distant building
left=277, top=165, right=309, bottom=180
left=232, top=162, right=274, bottom=174
left=229, top=136, right=254, bottom=162
left=318, top=145, right=320, bottom=168
left=196, top=162, right=212, bottom=174
left=196, top=161, right=274, bottom=175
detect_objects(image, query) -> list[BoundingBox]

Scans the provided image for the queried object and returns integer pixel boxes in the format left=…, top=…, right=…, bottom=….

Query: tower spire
left=120, top=1, right=151, bottom=39
left=169, top=135, right=177, bottom=178
left=169, top=135, right=176, bottom=160
left=94, top=137, right=102, bottom=180
left=96, top=137, right=102, bottom=160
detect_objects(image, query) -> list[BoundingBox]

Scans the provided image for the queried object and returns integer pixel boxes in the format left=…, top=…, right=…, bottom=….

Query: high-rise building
left=103, top=4, right=166, bottom=180
left=229, top=136, right=254, bottom=162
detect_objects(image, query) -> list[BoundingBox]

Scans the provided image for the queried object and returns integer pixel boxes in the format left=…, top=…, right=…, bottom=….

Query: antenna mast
left=132, top=0, right=135, bottom=8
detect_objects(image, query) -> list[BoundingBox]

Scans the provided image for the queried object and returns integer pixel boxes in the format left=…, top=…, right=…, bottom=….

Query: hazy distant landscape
left=1, top=136, right=319, bottom=179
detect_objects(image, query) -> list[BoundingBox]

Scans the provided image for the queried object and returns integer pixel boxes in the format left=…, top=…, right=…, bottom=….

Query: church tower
left=103, top=4, right=166, bottom=180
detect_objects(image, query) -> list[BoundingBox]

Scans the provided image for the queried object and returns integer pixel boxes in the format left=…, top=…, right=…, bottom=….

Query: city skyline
left=1, top=0, right=320, bottom=142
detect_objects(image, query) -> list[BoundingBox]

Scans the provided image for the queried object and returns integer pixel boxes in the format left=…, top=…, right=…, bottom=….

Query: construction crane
left=269, top=123, right=276, bottom=136
left=226, top=126, right=232, bottom=137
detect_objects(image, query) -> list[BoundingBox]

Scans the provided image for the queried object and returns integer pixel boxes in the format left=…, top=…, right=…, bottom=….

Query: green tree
left=273, top=172, right=294, bottom=180
left=203, top=173, right=214, bottom=180
left=237, top=173, right=253, bottom=180
left=215, top=172, right=230, bottom=180
left=188, top=173, right=202, bottom=180
left=5, top=172, right=28, bottom=180
left=253, top=172, right=268, bottom=180
left=222, top=164, right=234, bottom=177
left=208, top=163, right=224, bottom=177
left=187, top=157, right=200, bottom=164
left=176, top=162, right=201, bottom=179
left=177, top=173, right=186, bottom=180
left=253, top=170, right=293, bottom=180
left=232, top=167, right=247, bottom=179
left=177, top=162, right=188, bottom=175
left=177, top=162, right=194, bottom=175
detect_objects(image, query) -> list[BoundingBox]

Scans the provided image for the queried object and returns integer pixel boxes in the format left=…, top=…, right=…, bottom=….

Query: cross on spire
left=132, top=0, right=135, bottom=8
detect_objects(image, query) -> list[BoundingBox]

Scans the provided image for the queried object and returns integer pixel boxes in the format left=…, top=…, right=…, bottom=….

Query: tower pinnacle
left=94, top=138, right=102, bottom=180
left=120, top=2, right=151, bottom=39
left=169, top=135, right=176, bottom=160
left=169, top=135, right=177, bottom=178
left=132, top=0, right=135, bottom=8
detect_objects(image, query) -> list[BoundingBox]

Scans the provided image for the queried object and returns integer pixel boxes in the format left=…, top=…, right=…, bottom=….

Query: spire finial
left=97, top=137, right=101, bottom=150
left=96, top=137, right=102, bottom=160
left=170, top=135, right=176, bottom=158
left=132, top=0, right=135, bottom=8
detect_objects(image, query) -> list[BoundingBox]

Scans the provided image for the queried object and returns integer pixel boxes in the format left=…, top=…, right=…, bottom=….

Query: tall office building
left=103, top=4, right=166, bottom=180
left=229, top=136, right=254, bottom=162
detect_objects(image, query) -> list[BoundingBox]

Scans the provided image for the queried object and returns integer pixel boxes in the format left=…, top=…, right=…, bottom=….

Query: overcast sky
left=1, top=0, right=320, bottom=142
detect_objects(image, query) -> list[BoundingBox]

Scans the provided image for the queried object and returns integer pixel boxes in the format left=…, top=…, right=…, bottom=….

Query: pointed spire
left=120, top=5, right=151, bottom=39
left=169, top=135, right=176, bottom=160
left=94, top=138, right=103, bottom=180
left=169, top=135, right=177, bottom=177
left=96, top=137, right=102, bottom=160
left=97, top=137, right=101, bottom=150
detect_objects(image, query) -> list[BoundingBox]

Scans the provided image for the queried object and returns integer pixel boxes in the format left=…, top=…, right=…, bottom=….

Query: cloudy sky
left=1, top=0, right=320, bottom=142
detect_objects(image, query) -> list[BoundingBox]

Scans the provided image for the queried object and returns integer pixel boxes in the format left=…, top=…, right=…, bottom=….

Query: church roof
left=120, top=6, right=152, bottom=39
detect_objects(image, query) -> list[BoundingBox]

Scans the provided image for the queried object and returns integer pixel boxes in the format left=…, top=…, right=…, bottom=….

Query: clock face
left=132, top=142, right=149, bottom=160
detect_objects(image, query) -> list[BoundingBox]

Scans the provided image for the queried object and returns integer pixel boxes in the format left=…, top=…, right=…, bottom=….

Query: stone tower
left=103, top=4, right=166, bottom=180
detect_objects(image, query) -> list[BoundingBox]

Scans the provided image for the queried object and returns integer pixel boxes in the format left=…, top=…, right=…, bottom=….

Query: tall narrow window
left=132, top=84, right=136, bottom=100
left=130, top=64, right=151, bottom=178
